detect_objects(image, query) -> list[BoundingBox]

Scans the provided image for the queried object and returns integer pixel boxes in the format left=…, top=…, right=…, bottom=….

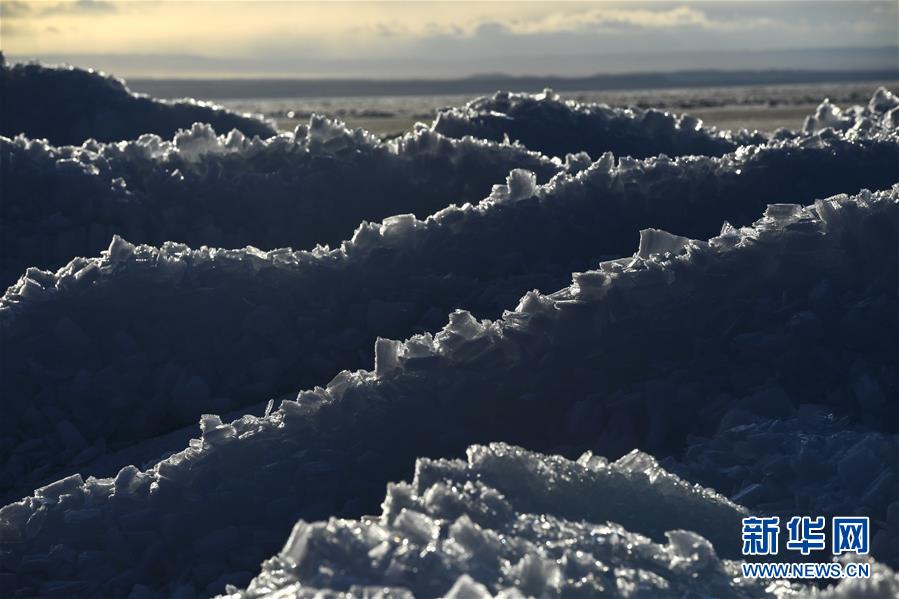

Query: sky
left=1, top=1, right=897, bottom=78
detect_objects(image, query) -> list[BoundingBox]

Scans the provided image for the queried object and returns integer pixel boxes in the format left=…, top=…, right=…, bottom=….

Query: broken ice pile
left=1, top=186, right=895, bottom=596
left=4, top=90, right=899, bottom=498
left=234, top=443, right=754, bottom=598
left=802, top=86, right=899, bottom=136
left=227, top=444, right=897, bottom=599
left=432, top=88, right=768, bottom=159
left=0, top=117, right=561, bottom=286
left=4, top=83, right=897, bottom=288
left=3, top=101, right=898, bottom=499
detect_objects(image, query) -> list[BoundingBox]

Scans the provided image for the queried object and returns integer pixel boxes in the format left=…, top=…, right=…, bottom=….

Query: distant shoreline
left=127, top=69, right=899, bottom=100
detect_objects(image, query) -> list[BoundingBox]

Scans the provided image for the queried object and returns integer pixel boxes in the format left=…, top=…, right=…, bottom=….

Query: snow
left=1, top=185, right=896, bottom=596
left=0, top=58, right=276, bottom=145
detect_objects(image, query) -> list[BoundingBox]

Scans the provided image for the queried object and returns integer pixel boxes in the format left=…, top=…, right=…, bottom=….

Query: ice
left=0, top=57, right=276, bottom=145
left=2, top=71, right=898, bottom=597
left=232, top=443, right=748, bottom=598
left=1, top=187, right=895, bottom=596
left=431, top=86, right=899, bottom=160
left=374, top=338, right=403, bottom=376
left=636, top=228, right=692, bottom=259
left=2, top=109, right=897, bottom=499
left=0, top=119, right=561, bottom=287
left=222, top=445, right=893, bottom=598
left=445, top=576, right=491, bottom=599
left=3, top=89, right=895, bottom=289
left=803, top=87, right=899, bottom=135
left=431, top=89, right=768, bottom=159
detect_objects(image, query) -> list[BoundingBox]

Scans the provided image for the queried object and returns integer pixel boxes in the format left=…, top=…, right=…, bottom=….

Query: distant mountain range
left=124, top=69, right=899, bottom=101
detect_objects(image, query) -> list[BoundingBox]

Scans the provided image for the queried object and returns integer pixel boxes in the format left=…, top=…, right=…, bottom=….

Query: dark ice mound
left=431, top=88, right=768, bottom=159
left=1, top=188, right=895, bottom=596
left=0, top=119, right=561, bottom=287
left=0, top=59, right=276, bottom=145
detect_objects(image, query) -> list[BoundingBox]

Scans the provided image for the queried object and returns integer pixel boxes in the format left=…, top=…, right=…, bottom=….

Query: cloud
left=0, top=0, right=117, bottom=37
left=45, top=0, right=117, bottom=16
left=0, top=0, right=32, bottom=19
left=361, top=5, right=775, bottom=43
left=506, top=6, right=718, bottom=34
left=1, top=0, right=117, bottom=19
left=5, top=1, right=896, bottom=76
